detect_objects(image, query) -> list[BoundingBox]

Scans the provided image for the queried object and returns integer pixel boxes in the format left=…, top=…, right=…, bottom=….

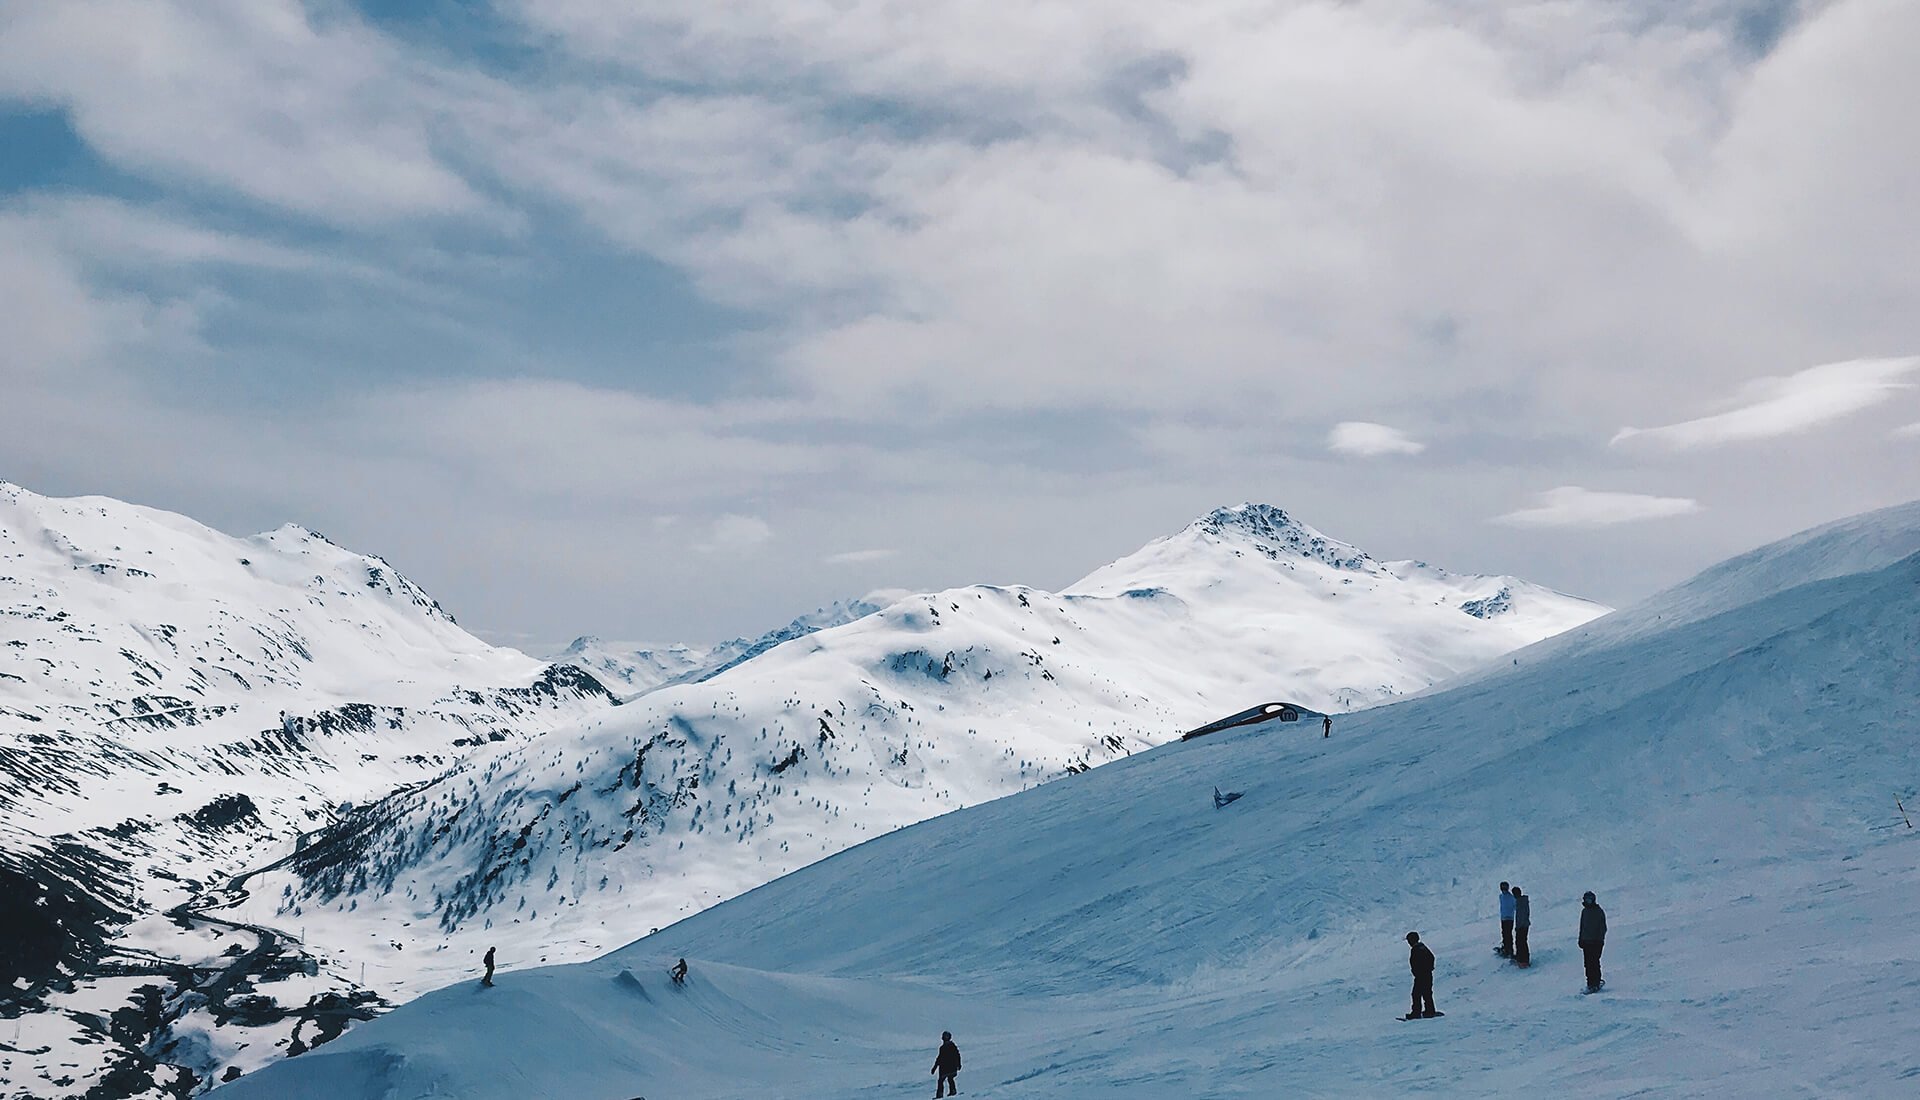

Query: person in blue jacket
left=1497, top=881, right=1516, bottom=957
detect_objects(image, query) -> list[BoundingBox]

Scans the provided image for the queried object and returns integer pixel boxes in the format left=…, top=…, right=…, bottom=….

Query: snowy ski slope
left=229, top=504, right=1599, bottom=1009
left=224, top=500, right=1920, bottom=1098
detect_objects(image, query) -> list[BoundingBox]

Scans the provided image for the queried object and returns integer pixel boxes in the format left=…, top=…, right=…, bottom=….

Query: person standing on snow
left=1579, top=891, right=1608, bottom=991
left=1323, top=715, right=1332, bottom=738
left=481, top=946, right=495, bottom=987
left=1511, top=887, right=1531, bottom=967
left=1405, top=932, right=1438, bottom=1019
left=931, top=1031, right=962, bottom=1096
left=1497, top=882, right=1516, bottom=957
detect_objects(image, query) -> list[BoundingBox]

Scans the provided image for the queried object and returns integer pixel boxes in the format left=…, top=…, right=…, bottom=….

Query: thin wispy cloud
left=1327, top=422, right=1425, bottom=458
left=824, top=548, right=896, bottom=565
left=1494, top=487, right=1701, bottom=529
left=1894, top=423, right=1920, bottom=440
left=1612, top=358, right=1919, bottom=450
left=696, top=514, right=773, bottom=555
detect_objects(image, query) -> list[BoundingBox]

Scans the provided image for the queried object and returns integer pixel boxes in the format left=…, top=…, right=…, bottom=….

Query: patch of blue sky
left=0, top=108, right=147, bottom=199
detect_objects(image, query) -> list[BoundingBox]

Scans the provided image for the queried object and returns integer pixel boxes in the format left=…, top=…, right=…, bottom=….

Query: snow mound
left=224, top=500, right=1920, bottom=1097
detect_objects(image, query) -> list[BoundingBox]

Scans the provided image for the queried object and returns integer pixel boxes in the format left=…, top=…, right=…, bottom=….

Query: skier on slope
left=1511, top=887, right=1531, bottom=967
left=1404, top=932, right=1439, bottom=1019
left=1323, top=715, right=1332, bottom=739
left=481, top=946, right=495, bottom=987
left=671, top=958, right=689, bottom=984
left=1497, top=882, right=1516, bottom=958
left=931, top=1031, right=962, bottom=1096
left=1579, top=891, right=1608, bottom=991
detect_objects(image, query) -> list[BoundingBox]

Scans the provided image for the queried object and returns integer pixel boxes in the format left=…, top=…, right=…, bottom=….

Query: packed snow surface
left=232, top=504, right=1601, bottom=1006
left=225, top=500, right=1920, bottom=1097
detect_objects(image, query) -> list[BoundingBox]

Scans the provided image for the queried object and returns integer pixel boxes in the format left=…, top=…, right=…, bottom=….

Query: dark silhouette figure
left=671, top=958, right=689, bottom=985
left=932, top=1031, right=961, bottom=1096
left=1579, top=891, right=1607, bottom=990
left=1405, top=932, right=1437, bottom=1018
left=1323, top=715, right=1332, bottom=738
left=1512, top=887, right=1531, bottom=967
left=1498, top=881, right=1515, bottom=957
left=481, top=947, right=495, bottom=987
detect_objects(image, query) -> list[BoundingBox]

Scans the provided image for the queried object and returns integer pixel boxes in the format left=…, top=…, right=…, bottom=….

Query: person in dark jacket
left=1511, top=887, right=1531, bottom=967
left=932, top=1032, right=961, bottom=1096
left=1579, top=891, right=1607, bottom=990
left=670, top=958, right=689, bottom=984
left=1323, top=716, right=1332, bottom=738
left=1497, top=881, right=1515, bottom=957
left=1405, top=932, right=1437, bottom=1018
left=481, top=946, right=495, bottom=987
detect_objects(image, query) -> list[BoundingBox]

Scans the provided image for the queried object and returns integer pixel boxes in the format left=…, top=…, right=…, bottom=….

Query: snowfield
left=229, top=503, right=1601, bottom=1011
left=221, top=501, right=1920, bottom=1098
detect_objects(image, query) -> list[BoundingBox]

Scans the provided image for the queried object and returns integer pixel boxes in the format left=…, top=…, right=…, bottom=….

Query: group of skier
left=1406, top=884, right=1610, bottom=1019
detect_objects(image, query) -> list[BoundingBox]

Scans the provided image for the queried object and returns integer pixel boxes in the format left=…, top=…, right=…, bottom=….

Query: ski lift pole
left=1898, top=796, right=1913, bottom=829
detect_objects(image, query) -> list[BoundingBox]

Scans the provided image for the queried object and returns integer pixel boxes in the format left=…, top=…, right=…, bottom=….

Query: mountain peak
left=1191, top=503, right=1373, bottom=571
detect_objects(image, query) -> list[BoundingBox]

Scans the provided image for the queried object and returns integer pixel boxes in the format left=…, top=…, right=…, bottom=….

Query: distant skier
left=1323, top=716, right=1332, bottom=739
left=1579, top=891, right=1607, bottom=991
left=1497, top=882, right=1515, bottom=958
left=481, top=946, right=495, bottom=987
left=931, top=1031, right=961, bottom=1096
left=671, top=958, right=689, bottom=985
left=1404, top=932, right=1439, bottom=1019
left=1212, top=787, right=1243, bottom=809
left=1511, top=887, right=1531, bottom=967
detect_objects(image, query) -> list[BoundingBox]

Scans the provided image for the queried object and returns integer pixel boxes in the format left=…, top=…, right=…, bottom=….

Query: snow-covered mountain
left=221, top=505, right=1602, bottom=1026
left=223, top=500, right=1920, bottom=1098
left=552, top=593, right=902, bottom=697
left=0, top=483, right=617, bottom=1098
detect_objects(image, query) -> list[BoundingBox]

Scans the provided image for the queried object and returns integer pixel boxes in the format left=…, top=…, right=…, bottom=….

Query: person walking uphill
left=1498, top=882, right=1516, bottom=957
left=1404, top=932, right=1440, bottom=1019
left=932, top=1032, right=962, bottom=1096
left=1580, top=891, right=1608, bottom=992
left=1512, top=887, right=1531, bottom=967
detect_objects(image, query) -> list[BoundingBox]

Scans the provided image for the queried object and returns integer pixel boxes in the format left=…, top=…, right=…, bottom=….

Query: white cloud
left=1328, top=421, right=1426, bottom=458
left=824, top=548, right=896, bottom=565
left=1893, top=422, right=1920, bottom=440
left=1612, top=358, right=1920, bottom=450
left=1494, top=487, right=1700, bottom=529
left=0, top=0, right=488, bottom=225
left=697, top=514, right=774, bottom=555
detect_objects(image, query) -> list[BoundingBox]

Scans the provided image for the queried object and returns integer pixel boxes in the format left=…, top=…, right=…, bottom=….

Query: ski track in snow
left=221, top=503, right=1920, bottom=1097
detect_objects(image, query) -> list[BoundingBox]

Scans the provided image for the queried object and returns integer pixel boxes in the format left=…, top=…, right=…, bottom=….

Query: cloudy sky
left=3, top=0, right=1917, bottom=650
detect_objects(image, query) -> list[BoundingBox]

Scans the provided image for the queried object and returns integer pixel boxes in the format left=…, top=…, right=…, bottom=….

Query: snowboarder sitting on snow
left=932, top=1031, right=962, bottom=1096
left=671, top=958, right=689, bottom=985
left=1579, top=891, right=1607, bottom=991
left=1405, top=932, right=1438, bottom=1019
left=1511, top=886, right=1531, bottom=967
left=1498, top=881, right=1515, bottom=958
left=481, top=946, right=495, bottom=987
